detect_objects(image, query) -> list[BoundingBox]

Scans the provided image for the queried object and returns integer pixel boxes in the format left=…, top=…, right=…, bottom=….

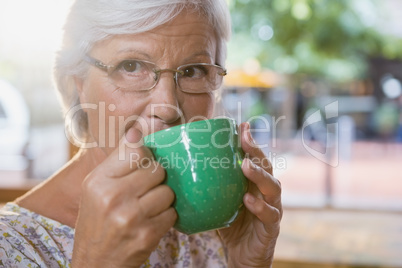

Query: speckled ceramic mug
left=143, top=118, right=248, bottom=235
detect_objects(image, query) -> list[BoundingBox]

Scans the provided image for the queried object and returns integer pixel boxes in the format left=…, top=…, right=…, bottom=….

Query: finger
left=244, top=193, right=282, bottom=233
left=120, top=161, right=166, bottom=197
left=242, top=158, right=281, bottom=206
left=145, top=207, right=177, bottom=243
left=100, top=128, right=154, bottom=178
left=125, top=207, right=177, bottom=254
left=138, top=185, right=175, bottom=218
left=240, top=122, right=273, bottom=175
left=152, top=206, right=177, bottom=227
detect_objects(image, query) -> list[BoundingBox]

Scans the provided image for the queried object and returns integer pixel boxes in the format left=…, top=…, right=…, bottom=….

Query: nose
left=149, top=72, right=183, bottom=125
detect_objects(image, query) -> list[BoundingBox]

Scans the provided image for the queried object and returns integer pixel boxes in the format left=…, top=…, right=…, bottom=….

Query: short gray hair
left=54, top=0, right=231, bottom=143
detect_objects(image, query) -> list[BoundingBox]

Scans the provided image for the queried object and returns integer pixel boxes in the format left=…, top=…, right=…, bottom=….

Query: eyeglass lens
left=107, top=60, right=224, bottom=93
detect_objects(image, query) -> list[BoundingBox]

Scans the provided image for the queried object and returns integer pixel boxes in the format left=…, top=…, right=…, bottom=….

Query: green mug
left=143, top=118, right=248, bottom=235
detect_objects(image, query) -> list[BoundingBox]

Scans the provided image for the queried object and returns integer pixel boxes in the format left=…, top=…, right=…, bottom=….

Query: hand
left=72, top=128, right=177, bottom=267
left=219, top=122, right=282, bottom=268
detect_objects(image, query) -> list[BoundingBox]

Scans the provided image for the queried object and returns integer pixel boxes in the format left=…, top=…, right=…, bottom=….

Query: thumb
left=99, top=127, right=152, bottom=178
left=121, top=127, right=144, bottom=147
left=116, top=127, right=144, bottom=162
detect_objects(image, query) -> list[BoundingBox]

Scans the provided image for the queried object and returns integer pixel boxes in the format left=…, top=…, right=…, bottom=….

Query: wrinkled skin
left=220, top=122, right=282, bottom=268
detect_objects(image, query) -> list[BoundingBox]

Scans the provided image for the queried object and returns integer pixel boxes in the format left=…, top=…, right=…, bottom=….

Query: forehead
left=91, top=11, right=218, bottom=64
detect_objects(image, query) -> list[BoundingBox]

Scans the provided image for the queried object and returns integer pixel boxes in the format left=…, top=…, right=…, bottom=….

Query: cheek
left=81, top=77, right=110, bottom=137
left=81, top=77, right=147, bottom=146
left=85, top=96, right=149, bottom=155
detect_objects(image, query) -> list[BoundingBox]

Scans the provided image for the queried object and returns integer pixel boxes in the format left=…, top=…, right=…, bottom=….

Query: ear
left=73, top=76, right=91, bottom=115
left=74, top=76, right=87, bottom=104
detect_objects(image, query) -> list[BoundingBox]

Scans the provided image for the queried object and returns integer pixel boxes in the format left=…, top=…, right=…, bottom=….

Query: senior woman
left=0, top=0, right=282, bottom=267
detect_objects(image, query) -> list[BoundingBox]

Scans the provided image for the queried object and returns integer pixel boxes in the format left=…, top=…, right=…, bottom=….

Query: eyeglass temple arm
left=84, top=55, right=109, bottom=71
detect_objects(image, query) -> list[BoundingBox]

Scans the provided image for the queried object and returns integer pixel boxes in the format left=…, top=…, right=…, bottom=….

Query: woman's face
left=76, top=11, right=219, bottom=156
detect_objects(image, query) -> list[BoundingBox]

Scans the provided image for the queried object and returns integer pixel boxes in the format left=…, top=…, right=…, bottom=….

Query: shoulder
left=0, top=203, right=74, bottom=268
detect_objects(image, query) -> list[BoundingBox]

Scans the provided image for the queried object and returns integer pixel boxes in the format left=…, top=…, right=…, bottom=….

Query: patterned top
left=0, top=203, right=228, bottom=268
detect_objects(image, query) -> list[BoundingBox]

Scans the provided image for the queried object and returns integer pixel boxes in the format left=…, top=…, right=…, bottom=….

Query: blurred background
left=1, top=0, right=402, bottom=267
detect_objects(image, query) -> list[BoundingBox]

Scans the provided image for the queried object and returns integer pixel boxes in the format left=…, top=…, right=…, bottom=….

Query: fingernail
left=242, top=158, right=256, bottom=170
left=246, top=194, right=256, bottom=204
left=244, top=121, right=250, bottom=131
left=247, top=129, right=255, bottom=145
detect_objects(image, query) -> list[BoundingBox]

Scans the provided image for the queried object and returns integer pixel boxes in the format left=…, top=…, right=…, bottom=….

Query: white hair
left=54, top=0, right=231, bottom=143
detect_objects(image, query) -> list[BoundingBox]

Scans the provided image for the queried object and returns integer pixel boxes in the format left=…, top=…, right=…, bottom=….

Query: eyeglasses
left=84, top=55, right=227, bottom=94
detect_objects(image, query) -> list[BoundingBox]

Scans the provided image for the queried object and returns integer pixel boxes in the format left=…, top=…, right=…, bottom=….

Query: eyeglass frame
left=84, top=55, right=227, bottom=93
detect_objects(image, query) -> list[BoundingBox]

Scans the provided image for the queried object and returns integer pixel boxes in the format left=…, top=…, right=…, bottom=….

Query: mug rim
left=143, top=116, right=236, bottom=141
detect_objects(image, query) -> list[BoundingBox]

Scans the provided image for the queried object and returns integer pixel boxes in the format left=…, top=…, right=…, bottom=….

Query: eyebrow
left=115, top=49, right=214, bottom=63
left=183, top=51, right=214, bottom=63
left=115, top=49, right=152, bottom=60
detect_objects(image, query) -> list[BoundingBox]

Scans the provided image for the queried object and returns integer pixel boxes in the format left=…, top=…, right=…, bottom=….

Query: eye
left=181, top=65, right=208, bottom=78
left=120, top=60, right=141, bottom=73
left=116, top=60, right=144, bottom=73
